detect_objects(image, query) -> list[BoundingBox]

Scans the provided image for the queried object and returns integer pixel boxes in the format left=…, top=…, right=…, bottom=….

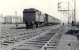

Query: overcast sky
left=0, top=0, right=79, bottom=22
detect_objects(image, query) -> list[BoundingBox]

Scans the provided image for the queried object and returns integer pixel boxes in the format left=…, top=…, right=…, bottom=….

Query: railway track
left=0, top=24, right=61, bottom=50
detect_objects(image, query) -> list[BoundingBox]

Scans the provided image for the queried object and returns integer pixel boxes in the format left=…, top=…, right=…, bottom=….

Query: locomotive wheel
left=36, top=24, right=38, bottom=28
left=26, top=25, right=31, bottom=29
left=36, top=24, right=40, bottom=28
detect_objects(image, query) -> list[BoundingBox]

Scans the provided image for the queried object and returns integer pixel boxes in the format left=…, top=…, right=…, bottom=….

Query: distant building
left=3, top=15, right=23, bottom=24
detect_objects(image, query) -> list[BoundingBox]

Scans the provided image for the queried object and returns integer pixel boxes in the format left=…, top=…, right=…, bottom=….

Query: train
left=23, top=8, right=60, bottom=28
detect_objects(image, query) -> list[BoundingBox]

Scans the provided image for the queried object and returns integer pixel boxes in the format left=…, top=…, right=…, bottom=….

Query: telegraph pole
left=68, top=1, right=69, bottom=24
left=15, top=11, right=18, bottom=27
left=72, top=0, right=76, bottom=26
left=74, top=0, right=76, bottom=23
left=74, top=0, right=76, bottom=22
left=58, top=0, right=77, bottom=25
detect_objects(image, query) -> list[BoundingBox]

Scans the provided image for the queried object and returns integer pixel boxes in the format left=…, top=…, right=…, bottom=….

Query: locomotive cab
left=23, top=8, right=36, bottom=28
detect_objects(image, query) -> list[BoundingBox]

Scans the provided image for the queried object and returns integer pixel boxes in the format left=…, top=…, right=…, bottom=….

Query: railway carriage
left=47, top=14, right=60, bottom=25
